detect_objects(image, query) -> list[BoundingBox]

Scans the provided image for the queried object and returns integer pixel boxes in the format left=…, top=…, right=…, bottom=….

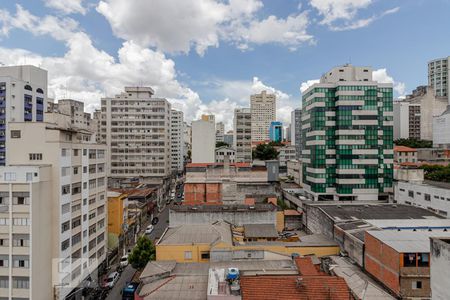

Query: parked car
left=145, top=225, right=154, bottom=235
left=119, top=255, right=129, bottom=268
left=104, top=271, right=120, bottom=289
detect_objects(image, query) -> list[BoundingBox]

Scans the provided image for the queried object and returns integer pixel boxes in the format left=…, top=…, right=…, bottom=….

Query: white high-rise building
left=183, top=122, right=191, bottom=160
left=250, top=91, right=276, bottom=142
left=233, top=108, right=252, bottom=162
left=101, top=87, right=171, bottom=179
left=428, top=56, right=450, bottom=101
left=0, top=65, right=48, bottom=166
left=170, top=110, right=185, bottom=172
left=5, top=112, right=107, bottom=299
left=216, top=122, right=225, bottom=142
left=192, top=120, right=215, bottom=163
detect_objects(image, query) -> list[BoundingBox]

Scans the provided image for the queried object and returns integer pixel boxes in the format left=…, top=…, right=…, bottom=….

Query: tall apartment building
left=428, top=56, right=449, bottom=101
left=0, top=65, right=48, bottom=166
left=216, top=121, right=225, bottom=142
left=170, top=109, right=185, bottom=172
left=301, top=64, right=394, bottom=201
left=100, top=87, right=171, bottom=180
left=291, top=108, right=302, bottom=158
left=393, top=86, right=447, bottom=140
left=233, top=108, right=252, bottom=163
left=224, top=130, right=234, bottom=146
left=191, top=119, right=215, bottom=163
left=183, top=122, right=191, bottom=161
left=92, top=109, right=101, bottom=143
left=4, top=112, right=107, bottom=299
left=250, top=91, right=276, bottom=142
left=57, top=99, right=93, bottom=128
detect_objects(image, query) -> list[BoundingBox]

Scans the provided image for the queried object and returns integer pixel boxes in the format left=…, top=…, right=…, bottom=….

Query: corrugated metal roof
left=367, top=230, right=450, bottom=252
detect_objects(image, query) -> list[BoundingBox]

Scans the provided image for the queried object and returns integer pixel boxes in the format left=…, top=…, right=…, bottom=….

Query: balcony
left=400, top=266, right=430, bottom=277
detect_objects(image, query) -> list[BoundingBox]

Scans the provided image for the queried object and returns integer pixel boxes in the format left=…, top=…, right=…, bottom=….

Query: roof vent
left=191, top=207, right=198, bottom=210
left=249, top=206, right=255, bottom=210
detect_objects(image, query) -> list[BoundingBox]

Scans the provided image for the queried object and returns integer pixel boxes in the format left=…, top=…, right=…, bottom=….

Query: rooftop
left=394, top=145, right=417, bottom=152
left=170, top=203, right=277, bottom=213
left=310, top=203, right=443, bottom=222
left=109, top=187, right=155, bottom=198
left=366, top=230, right=450, bottom=253
left=186, top=162, right=251, bottom=168
left=140, top=275, right=207, bottom=300
left=244, top=224, right=279, bottom=239
left=157, top=221, right=233, bottom=246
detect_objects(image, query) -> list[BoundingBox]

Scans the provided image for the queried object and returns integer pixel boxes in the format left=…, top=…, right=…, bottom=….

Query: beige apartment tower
left=250, top=91, right=276, bottom=142
left=100, top=87, right=172, bottom=180
left=233, top=108, right=252, bottom=162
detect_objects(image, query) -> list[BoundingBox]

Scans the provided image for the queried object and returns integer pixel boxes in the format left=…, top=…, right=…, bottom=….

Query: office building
left=5, top=112, right=107, bottom=299
left=428, top=56, right=449, bottom=101
left=233, top=108, right=252, bottom=163
left=269, top=121, right=283, bottom=142
left=393, top=86, right=447, bottom=140
left=191, top=119, right=215, bottom=163
left=250, top=91, right=276, bottom=142
left=100, top=87, right=171, bottom=179
left=291, top=108, right=302, bottom=158
left=215, top=121, right=224, bottom=142
left=223, top=130, right=233, bottom=146
left=0, top=65, right=48, bottom=166
left=301, top=64, right=394, bottom=201
left=170, top=109, right=185, bottom=172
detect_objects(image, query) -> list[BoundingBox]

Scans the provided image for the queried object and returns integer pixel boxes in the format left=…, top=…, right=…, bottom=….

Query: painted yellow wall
left=276, top=211, right=285, bottom=232
left=108, top=194, right=127, bottom=235
left=156, top=242, right=340, bottom=262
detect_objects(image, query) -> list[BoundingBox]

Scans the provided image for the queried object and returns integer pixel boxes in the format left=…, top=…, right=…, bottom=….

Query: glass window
left=403, top=253, right=416, bottom=267
left=184, top=251, right=192, bottom=260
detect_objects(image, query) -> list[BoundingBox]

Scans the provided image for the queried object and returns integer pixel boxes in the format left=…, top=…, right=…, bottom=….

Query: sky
left=1, top=0, right=450, bottom=130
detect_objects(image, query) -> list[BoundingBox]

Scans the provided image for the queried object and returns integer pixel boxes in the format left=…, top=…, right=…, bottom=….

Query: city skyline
left=1, top=1, right=450, bottom=129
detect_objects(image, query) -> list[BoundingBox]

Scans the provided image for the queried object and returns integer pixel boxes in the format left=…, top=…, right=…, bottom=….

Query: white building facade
left=170, top=110, right=185, bottom=172
left=191, top=120, right=215, bottom=163
left=250, top=91, right=276, bottom=142
left=215, top=146, right=236, bottom=163
left=0, top=65, right=48, bottom=166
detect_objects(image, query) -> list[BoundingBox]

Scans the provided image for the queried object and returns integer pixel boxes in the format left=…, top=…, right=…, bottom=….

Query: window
left=201, top=252, right=210, bottom=260
left=61, top=149, right=68, bottom=157
left=10, top=130, right=21, bottom=138
left=418, top=253, right=429, bottom=267
left=61, top=221, right=70, bottom=233
left=61, top=184, right=71, bottom=196
left=0, top=256, right=8, bottom=267
left=0, top=238, right=8, bottom=246
left=61, top=167, right=70, bottom=177
left=0, top=219, right=9, bottom=226
left=73, top=149, right=79, bottom=156
left=403, top=253, right=416, bottom=267
left=61, top=239, right=70, bottom=251
left=0, top=276, right=8, bottom=288
left=12, top=235, right=29, bottom=247
left=29, top=153, right=42, bottom=160
left=184, top=251, right=192, bottom=260
left=73, top=167, right=79, bottom=175
left=412, top=281, right=422, bottom=289
left=408, top=190, right=414, bottom=198
left=12, top=277, right=29, bottom=289
left=4, top=172, right=16, bottom=181
left=13, top=218, right=30, bottom=226
left=425, top=194, right=431, bottom=201
left=13, top=256, right=29, bottom=268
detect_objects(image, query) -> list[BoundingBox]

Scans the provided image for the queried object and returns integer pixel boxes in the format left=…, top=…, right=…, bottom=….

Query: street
left=103, top=182, right=183, bottom=299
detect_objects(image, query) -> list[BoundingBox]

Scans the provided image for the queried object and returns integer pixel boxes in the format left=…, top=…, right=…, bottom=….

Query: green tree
left=128, top=236, right=155, bottom=269
left=253, top=143, right=279, bottom=160
left=394, top=138, right=432, bottom=148
left=216, top=141, right=230, bottom=148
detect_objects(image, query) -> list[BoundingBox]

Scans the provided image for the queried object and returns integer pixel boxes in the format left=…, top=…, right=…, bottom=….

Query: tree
left=128, top=236, right=155, bottom=269
left=216, top=141, right=230, bottom=148
left=394, top=138, right=432, bottom=148
left=253, top=143, right=279, bottom=160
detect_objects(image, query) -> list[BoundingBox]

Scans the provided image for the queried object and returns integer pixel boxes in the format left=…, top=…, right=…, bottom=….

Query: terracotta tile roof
left=244, top=198, right=256, bottom=205
left=267, top=197, right=277, bottom=205
left=394, top=146, right=417, bottom=152
left=295, top=257, right=320, bottom=276
left=240, top=275, right=352, bottom=300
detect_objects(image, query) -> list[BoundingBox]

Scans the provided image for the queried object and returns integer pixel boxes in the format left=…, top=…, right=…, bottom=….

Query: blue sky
left=0, top=0, right=449, bottom=129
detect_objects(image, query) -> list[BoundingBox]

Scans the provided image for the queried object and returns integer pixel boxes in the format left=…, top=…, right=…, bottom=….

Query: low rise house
left=394, top=145, right=418, bottom=164
left=364, top=230, right=450, bottom=299
left=215, top=146, right=236, bottom=163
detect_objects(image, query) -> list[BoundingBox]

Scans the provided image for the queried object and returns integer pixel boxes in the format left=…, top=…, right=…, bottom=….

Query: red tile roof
left=394, top=146, right=417, bottom=152
left=240, top=275, right=352, bottom=300
left=295, top=257, right=320, bottom=276
left=244, top=198, right=256, bottom=205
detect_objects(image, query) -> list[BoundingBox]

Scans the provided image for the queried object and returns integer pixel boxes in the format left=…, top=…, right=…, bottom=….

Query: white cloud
left=44, top=0, right=87, bottom=15
left=0, top=4, right=79, bottom=41
left=373, top=68, right=406, bottom=96
left=96, top=0, right=314, bottom=55
left=309, top=0, right=399, bottom=31
left=300, top=79, right=320, bottom=94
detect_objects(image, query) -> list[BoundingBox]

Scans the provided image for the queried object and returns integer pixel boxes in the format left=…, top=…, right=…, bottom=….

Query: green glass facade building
left=301, top=65, right=394, bottom=201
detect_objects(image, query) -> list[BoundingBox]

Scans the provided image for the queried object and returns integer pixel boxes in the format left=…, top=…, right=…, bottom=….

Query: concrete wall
left=303, top=204, right=335, bottom=239
left=431, top=238, right=450, bottom=300
left=333, top=226, right=365, bottom=267
left=192, top=120, right=215, bottom=163
left=169, top=209, right=277, bottom=227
